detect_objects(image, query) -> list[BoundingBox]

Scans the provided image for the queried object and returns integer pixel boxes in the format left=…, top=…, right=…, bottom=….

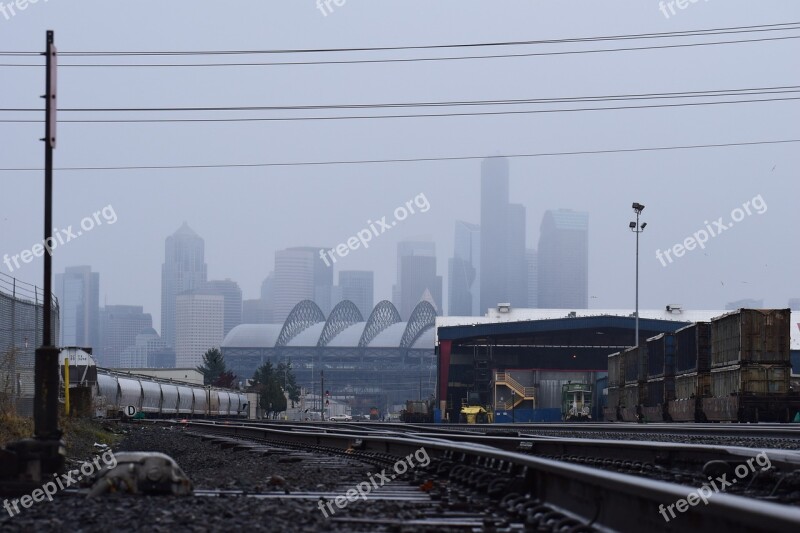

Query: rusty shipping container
left=623, top=345, right=647, bottom=384
left=646, top=333, right=675, bottom=378
left=710, top=363, right=791, bottom=397
left=711, top=308, right=791, bottom=368
left=674, top=372, right=710, bottom=400
left=608, top=352, right=623, bottom=388
left=675, top=322, right=711, bottom=373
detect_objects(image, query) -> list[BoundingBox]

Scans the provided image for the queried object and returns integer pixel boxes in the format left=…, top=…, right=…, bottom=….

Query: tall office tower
left=338, top=271, right=374, bottom=319
left=98, top=305, right=153, bottom=368
left=725, top=298, right=764, bottom=310
left=273, top=247, right=333, bottom=323
left=480, top=156, right=510, bottom=313
left=260, top=272, right=276, bottom=323
left=396, top=241, right=442, bottom=319
left=55, top=265, right=100, bottom=349
left=526, top=249, right=538, bottom=309
left=242, top=299, right=271, bottom=324
left=175, top=291, right=224, bottom=368
left=160, top=223, right=207, bottom=347
left=789, top=298, right=800, bottom=311
left=200, top=279, right=242, bottom=337
left=119, top=327, right=172, bottom=368
left=506, top=203, right=528, bottom=308
left=537, top=209, right=589, bottom=309
left=448, top=221, right=480, bottom=316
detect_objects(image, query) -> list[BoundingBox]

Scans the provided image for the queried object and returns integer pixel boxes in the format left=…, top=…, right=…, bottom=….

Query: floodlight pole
left=630, top=203, right=646, bottom=347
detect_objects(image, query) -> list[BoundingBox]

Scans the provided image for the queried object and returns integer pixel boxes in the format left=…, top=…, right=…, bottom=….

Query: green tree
left=277, top=362, right=301, bottom=407
left=197, top=348, right=229, bottom=386
left=251, top=361, right=288, bottom=418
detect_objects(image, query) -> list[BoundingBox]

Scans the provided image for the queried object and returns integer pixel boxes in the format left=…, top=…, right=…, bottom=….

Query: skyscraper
left=506, top=203, right=528, bottom=308
left=537, top=209, right=589, bottom=309
left=526, top=249, right=538, bottom=309
left=273, top=247, right=333, bottom=322
left=396, top=241, right=442, bottom=319
left=448, top=221, right=480, bottom=316
left=175, top=292, right=224, bottom=368
left=98, top=305, right=153, bottom=368
left=161, top=223, right=207, bottom=347
left=480, top=157, right=510, bottom=313
left=200, top=279, right=243, bottom=337
left=338, top=271, right=374, bottom=318
left=55, top=266, right=99, bottom=349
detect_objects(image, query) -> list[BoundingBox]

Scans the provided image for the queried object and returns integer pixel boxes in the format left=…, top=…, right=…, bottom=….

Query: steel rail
left=182, top=420, right=800, bottom=532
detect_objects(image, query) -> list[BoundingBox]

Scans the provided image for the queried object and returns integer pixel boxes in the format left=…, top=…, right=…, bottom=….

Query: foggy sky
left=2, top=1, right=799, bottom=332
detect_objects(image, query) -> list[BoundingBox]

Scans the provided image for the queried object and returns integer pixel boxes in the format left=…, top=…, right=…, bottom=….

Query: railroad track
left=171, top=420, right=800, bottom=532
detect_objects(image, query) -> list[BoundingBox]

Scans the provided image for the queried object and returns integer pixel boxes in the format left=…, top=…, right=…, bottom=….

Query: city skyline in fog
left=2, top=1, right=798, bottom=333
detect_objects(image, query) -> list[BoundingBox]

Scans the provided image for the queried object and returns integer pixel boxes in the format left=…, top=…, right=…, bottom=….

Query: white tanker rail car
left=95, top=369, right=248, bottom=419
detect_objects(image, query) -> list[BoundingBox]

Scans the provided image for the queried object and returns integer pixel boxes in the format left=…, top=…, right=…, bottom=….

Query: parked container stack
left=705, top=308, right=793, bottom=422
left=621, top=345, right=647, bottom=422
left=669, top=322, right=711, bottom=422
left=643, top=333, right=675, bottom=422
left=604, top=352, right=623, bottom=421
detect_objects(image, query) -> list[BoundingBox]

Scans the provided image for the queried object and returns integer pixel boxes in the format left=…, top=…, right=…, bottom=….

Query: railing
left=495, top=372, right=535, bottom=399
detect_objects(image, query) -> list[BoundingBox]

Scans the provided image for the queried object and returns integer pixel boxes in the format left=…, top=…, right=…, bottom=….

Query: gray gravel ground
left=0, top=424, right=456, bottom=533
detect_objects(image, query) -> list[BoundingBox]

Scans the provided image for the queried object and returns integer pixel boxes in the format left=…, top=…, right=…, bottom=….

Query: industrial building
left=436, top=307, right=800, bottom=423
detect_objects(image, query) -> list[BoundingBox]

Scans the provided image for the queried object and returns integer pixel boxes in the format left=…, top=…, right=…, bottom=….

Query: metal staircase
left=495, top=372, right=535, bottom=408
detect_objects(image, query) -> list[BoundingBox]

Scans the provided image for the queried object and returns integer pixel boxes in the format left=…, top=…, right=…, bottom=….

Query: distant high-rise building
left=260, top=272, right=276, bottom=322
left=200, top=279, right=242, bottom=337
left=480, top=157, right=510, bottom=313
left=55, top=266, right=100, bottom=349
left=725, top=298, right=764, bottom=310
left=175, top=292, right=224, bottom=368
left=338, top=271, right=374, bottom=318
left=119, top=327, right=173, bottom=368
left=273, top=247, right=333, bottom=322
left=242, top=299, right=271, bottom=325
left=789, top=298, right=800, bottom=311
left=537, top=209, right=589, bottom=309
left=161, top=223, right=207, bottom=347
left=506, top=203, right=528, bottom=308
left=448, top=221, right=480, bottom=316
left=396, top=241, right=442, bottom=319
left=99, top=305, right=153, bottom=368
left=526, top=249, right=538, bottom=309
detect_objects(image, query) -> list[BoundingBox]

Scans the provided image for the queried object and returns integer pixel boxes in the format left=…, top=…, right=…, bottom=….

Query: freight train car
left=94, top=369, right=248, bottom=419
left=607, top=309, right=800, bottom=424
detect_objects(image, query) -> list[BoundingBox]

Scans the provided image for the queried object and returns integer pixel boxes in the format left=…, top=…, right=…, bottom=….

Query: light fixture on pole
left=630, top=203, right=646, bottom=347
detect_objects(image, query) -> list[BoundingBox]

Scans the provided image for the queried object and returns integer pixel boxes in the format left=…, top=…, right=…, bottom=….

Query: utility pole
left=320, top=370, right=324, bottom=421
left=630, top=203, right=647, bottom=347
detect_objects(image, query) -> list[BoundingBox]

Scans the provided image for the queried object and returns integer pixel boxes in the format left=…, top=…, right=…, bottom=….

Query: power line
left=3, top=86, right=798, bottom=113
left=1, top=139, right=796, bottom=172
left=2, top=21, right=798, bottom=57
left=3, top=35, right=800, bottom=68
left=1, top=95, right=797, bottom=124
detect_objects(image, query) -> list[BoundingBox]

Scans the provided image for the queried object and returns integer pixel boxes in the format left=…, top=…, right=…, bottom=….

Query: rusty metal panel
left=608, top=352, right=623, bottom=387
left=624, top=346, right=646, bottom=384
left=703, top=396, right=740, bottom=422
left=668, top=398, right=697, bottom=422
left=710, top=364, right=790, bottom=396
left=711, top=309, right=791, bottom=367
left=675, top=322, right=711, bottom=373
left=646, top=333, right=675, bottom=378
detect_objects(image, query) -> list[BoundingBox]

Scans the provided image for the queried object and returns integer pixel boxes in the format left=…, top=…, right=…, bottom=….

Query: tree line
left=197, top=348, right=300, bottom=418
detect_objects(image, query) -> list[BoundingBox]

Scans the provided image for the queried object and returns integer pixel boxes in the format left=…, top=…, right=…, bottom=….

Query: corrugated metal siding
left=646, top=333, right=675, bottom=378
left=675, top=322, right=711, bottom=373
left=710, top=364, right=791, bottom=396
left=711, top=309, right=791, bottom=367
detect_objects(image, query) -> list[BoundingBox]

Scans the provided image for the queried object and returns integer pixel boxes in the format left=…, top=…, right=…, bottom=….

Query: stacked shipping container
left=643, top=333, right=675, bottom=421
left=704, top=309, right=792, bottom=421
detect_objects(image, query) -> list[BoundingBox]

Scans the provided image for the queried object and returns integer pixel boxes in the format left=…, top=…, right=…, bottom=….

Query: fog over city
left=2, top=1, right=798, bottom=332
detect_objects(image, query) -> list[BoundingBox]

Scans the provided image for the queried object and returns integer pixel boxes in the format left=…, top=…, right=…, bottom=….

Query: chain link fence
left=0, top=271, right=59, bottom=416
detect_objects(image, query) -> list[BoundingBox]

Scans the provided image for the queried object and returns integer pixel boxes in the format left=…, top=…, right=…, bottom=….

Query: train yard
left=3, top=420, right=799, bottom=532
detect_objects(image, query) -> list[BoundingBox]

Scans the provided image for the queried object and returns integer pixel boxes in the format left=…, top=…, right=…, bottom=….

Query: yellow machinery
left=460, top=405, right=493, bottom=424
